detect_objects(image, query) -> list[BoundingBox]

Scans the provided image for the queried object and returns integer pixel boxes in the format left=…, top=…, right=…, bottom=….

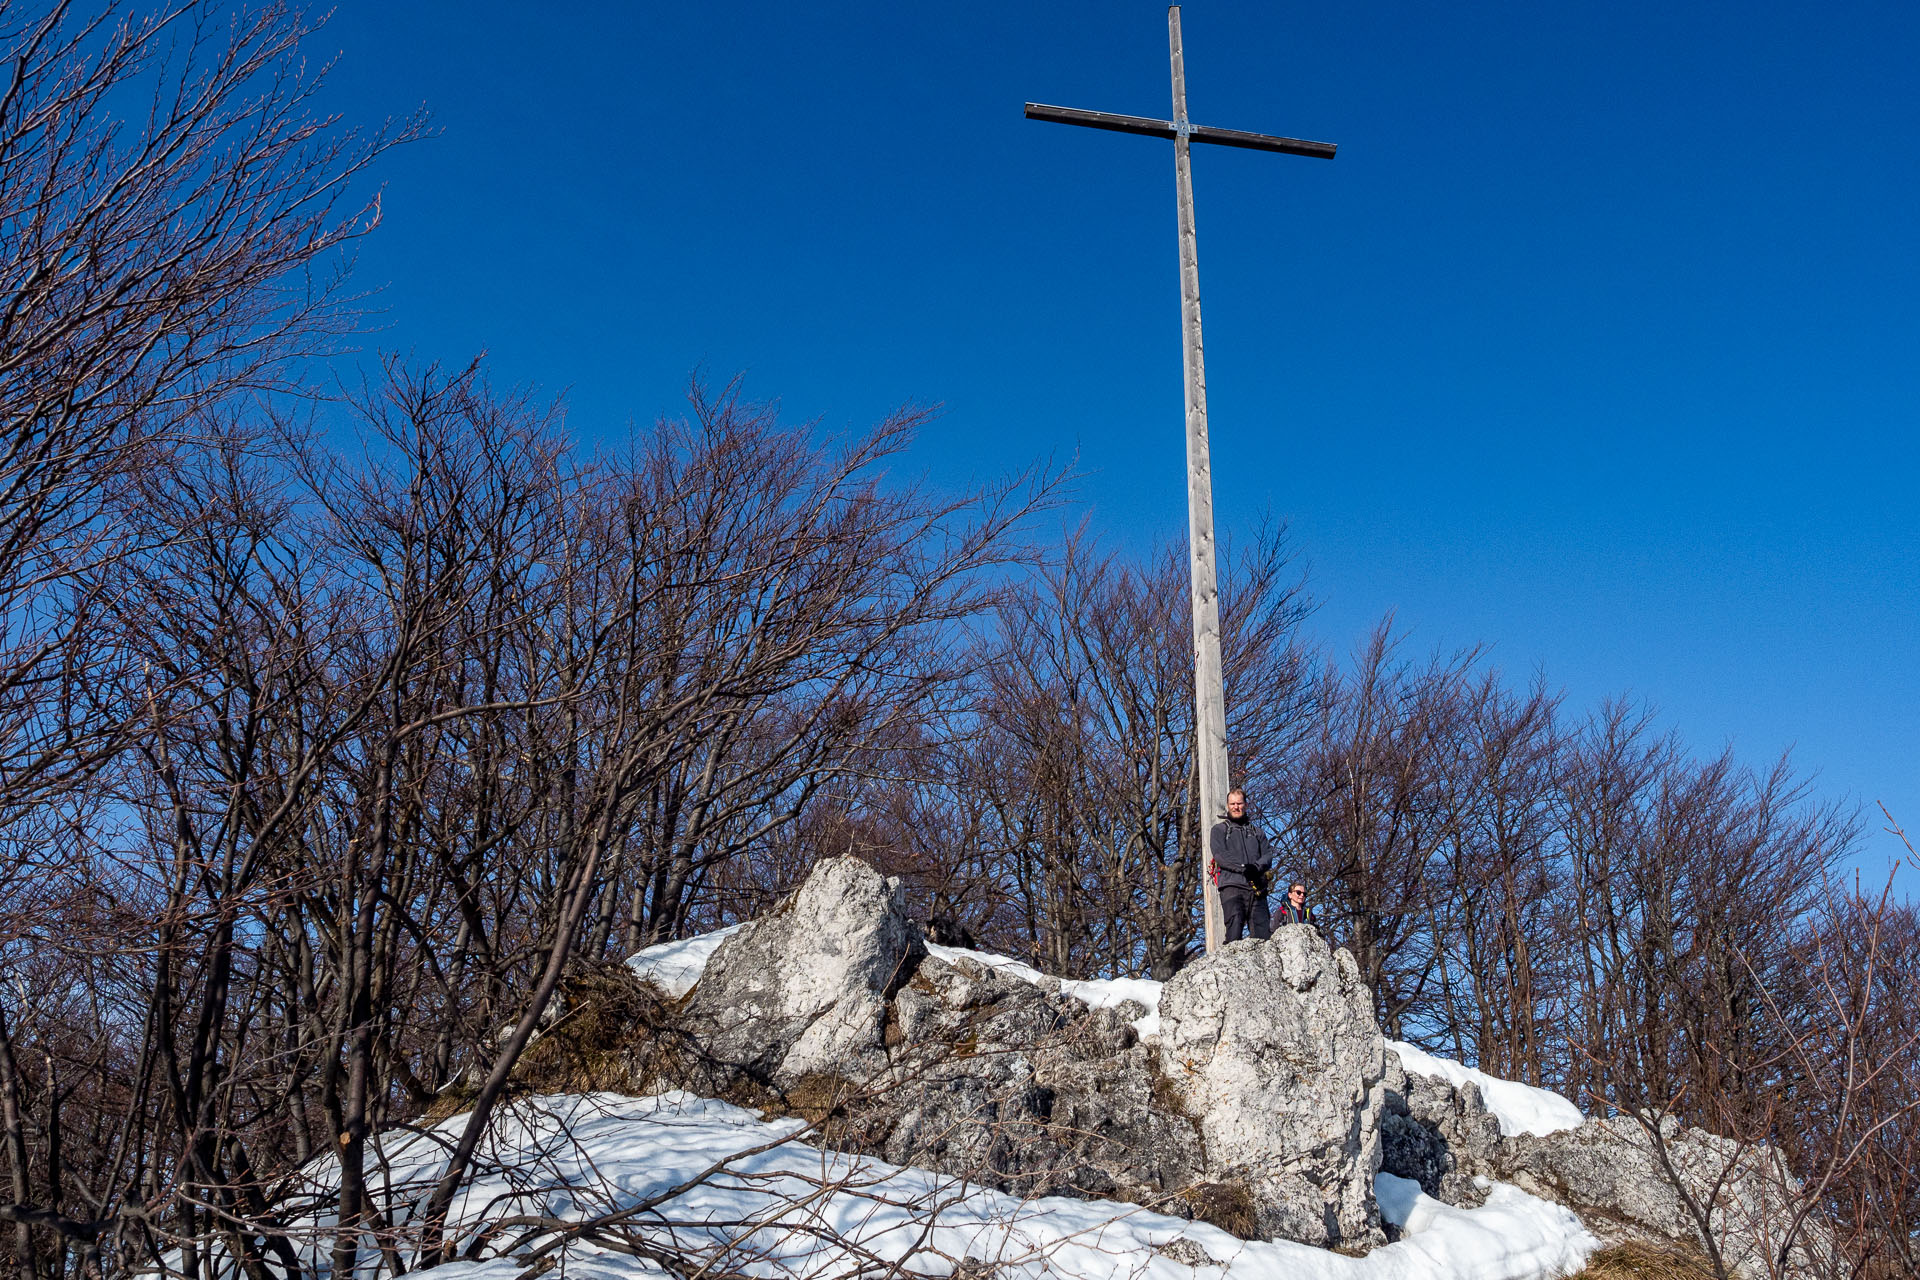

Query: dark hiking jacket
left=1275, top=899, right=1314, bottom=929
left=1209, top=815, right=1276, bottom=893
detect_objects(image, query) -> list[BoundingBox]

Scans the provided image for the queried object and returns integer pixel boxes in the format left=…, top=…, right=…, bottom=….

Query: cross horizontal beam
left=1024, top=102, right=1336, bottom=159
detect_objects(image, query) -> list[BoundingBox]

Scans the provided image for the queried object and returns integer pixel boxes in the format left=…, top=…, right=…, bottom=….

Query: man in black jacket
left=1209, top=787, right=1277, bottom=942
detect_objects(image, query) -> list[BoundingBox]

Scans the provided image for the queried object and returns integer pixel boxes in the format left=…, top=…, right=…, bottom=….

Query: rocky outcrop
left=1156, top=927, right=1388, bottom=1249
left=641, top=858, right=1389, bottom=1244
left=655, top=859, right=1207, bottom=1210
left=623, top=854, right=1830, bottom=1270
left=874, top=949, right=1204, bottom=1205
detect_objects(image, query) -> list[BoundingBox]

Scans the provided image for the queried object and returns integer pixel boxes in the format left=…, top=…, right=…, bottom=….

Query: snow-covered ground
left=311, top=1091, right=1595, bottom=1280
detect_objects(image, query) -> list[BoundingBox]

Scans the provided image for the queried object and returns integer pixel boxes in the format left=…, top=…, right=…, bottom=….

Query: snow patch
left=625, top=924, right=743, bottom=998
left=1375, top=1171, right=1425, bottom=1228
left=1387, top=1039, right=1584, bottom=1138
left=1373, top=1170, right=1595, bottom=1277
left=925, top=942, right=1165, bottom=1038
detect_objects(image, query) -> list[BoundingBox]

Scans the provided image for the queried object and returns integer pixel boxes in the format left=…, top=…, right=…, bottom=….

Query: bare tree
left=1281, top=623, right=1480, bottom=1037
left=0, top=3, right=414, bottom=1276
left=1427, top=672, right=1564, bottom=1083
left=0, top=0, right=415, bottom=800
left=1746, top=841, right=1920, bottom=1278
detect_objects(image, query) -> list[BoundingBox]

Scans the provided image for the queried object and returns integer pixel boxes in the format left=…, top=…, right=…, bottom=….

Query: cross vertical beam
left=1167, top=8, right=1230, bottom=957
left=1025, top=7, right=1335, bottom=956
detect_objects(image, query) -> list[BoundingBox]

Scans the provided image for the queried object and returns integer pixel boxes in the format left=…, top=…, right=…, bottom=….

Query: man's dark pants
left=1221, top=887, right=1272, bottom=942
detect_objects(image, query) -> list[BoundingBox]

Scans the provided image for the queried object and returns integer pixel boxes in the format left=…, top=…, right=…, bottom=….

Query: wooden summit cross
left=1025, top=7, right=1335, bottom=956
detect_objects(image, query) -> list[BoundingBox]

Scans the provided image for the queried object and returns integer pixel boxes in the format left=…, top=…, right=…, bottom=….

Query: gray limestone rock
left=680, top=856, right=923, bottom=1089
left=871, top=950, right=1204, bottom=1205
left=1153, top=1237, right=1224, bottom=1268
left=1375, top=1050, right=1838, bottom=1276
left=1499, top=1116, right=1835, bottom=1280
left=1380, top=1048, right=1502, bottom=1205
left=667, top=861, right=1207, bottom=1213
left=1154, top=926, right=1388, bottom=1249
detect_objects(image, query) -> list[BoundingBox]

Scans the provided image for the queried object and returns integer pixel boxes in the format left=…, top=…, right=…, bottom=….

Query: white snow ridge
left=624, top=923, right=743, bottom=998
left=1386, top=1039, right=1585, bottom=1139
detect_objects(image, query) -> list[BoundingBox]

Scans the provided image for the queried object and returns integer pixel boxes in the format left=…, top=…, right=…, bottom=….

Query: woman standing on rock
left=1275, top=881, right=1315, bottom=931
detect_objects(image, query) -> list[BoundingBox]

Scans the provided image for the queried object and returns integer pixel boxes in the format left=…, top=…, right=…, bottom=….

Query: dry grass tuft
left=421, top=1083, right=478, bottom=1124
left=1178, top=1180, right=1258, bottom=1239
left=1569, top=1240, right=1720, bottom=1280
left=516, top=963, right=671, bottom=1095
left=774, top=1071, right=873, bottom=1144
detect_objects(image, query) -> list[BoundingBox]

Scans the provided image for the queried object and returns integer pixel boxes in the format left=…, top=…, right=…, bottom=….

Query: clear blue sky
left=318, top=1, right=1918, bottom=880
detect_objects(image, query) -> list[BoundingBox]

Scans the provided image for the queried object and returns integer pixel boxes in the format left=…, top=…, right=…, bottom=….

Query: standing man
left=1276, top=881, right=1315, bottom=930
left=1209, top=787, right=1277, bottom=943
